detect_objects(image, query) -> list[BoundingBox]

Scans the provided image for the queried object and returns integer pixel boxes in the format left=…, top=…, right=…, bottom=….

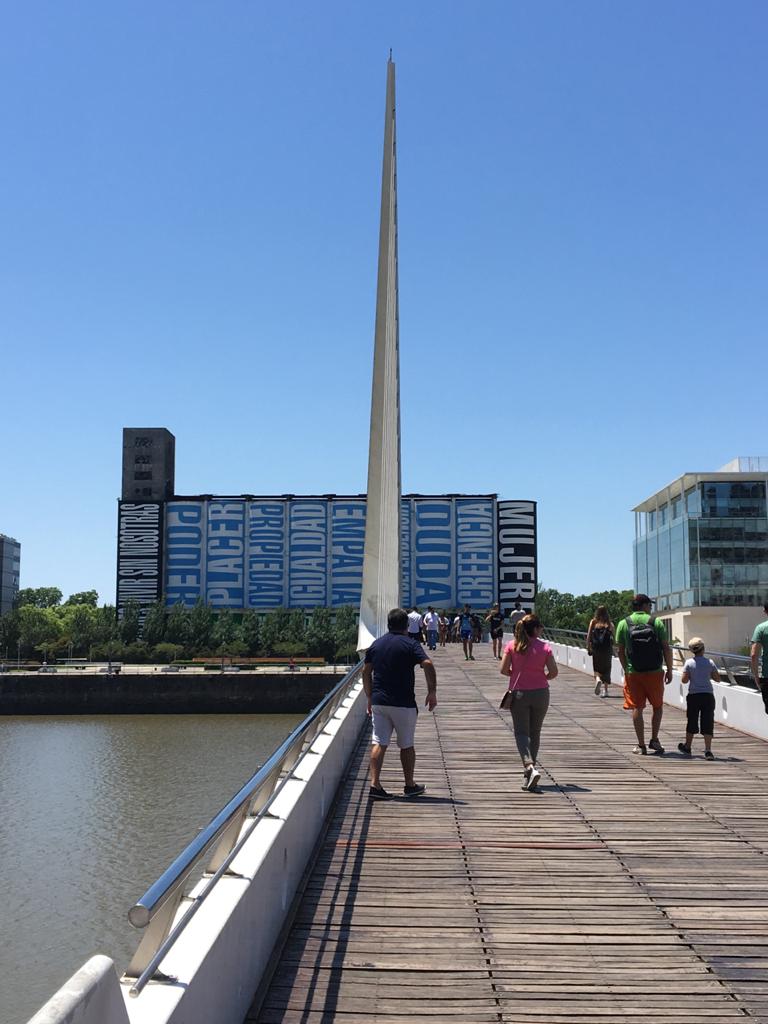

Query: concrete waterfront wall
left=549, top=641, right=768, bottom=742
left=25, top=678, right=367, bottom=1024
left=27, top=956, right=129, bottom=1024
left=0, top=672, right=343, bottom=715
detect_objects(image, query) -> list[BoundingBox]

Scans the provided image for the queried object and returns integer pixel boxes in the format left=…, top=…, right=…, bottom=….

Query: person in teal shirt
left=751, top=599, right=768, bottom=714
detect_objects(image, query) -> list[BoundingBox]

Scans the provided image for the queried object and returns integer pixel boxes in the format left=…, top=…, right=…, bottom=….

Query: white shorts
left=371, top=705, right=418, bottom=748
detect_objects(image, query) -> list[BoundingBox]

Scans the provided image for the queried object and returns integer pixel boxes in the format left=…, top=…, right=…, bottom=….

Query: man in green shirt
left=750, top=600, right=768, bottom=714
left=616, top=594, right=673, bottom=756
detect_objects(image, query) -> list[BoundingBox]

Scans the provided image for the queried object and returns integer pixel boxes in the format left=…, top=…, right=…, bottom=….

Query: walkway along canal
left=247, top=644, right=768, bottom=1023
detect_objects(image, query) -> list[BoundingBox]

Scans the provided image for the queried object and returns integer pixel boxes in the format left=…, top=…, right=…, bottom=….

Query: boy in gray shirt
left=678, top=637, right=720, bottom=760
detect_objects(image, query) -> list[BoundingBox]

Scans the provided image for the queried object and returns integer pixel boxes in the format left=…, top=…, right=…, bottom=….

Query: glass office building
left=634, top=459, right=768, bottom=612
left=0, top=533, right=21, bottom=616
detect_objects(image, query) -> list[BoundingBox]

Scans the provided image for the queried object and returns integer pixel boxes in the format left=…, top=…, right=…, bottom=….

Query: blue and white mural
left=206, top=501, right=245, bottom=607
left=410, top=499, right=455, bottom=606
left=247, top=501, right=286, bottom=608
left=164, top=501, right=204, bottom=606
left=331, top=499, right=366, bottom=606
left=147, top=494, right=536, bottom=613
left=456, top=498, right=495, bottom=606
left=288, top=500, right=328, bottom=607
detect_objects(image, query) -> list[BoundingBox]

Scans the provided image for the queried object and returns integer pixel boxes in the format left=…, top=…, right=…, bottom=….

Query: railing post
left=124, top=888, right=186, bottom=980
left=720, top=655, right=738, bottom=687
left=206, top=802, right=252, bottom=874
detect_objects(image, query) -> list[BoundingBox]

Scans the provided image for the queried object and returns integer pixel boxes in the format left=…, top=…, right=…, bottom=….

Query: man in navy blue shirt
left=362, top=607, right=438, bottom=800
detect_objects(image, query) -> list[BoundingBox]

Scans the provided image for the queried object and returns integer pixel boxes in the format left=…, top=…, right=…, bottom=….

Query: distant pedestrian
left=471, top=612, right=482, bottom=644
left=616, top=594, right=673, bottom=755
left=586, top=605, right=614, bottom=698
left=677, top=637, right=719, bottom=759
left=750, top=599, right=768, bottom=715
left=458, top=604, right=475, bottom=660
left=422, top=606, right=440, bottom=651
left=500, top=613, right=559, bottom=792
left=486, top=603, right=505, bottom=660
left=363, top=607, right=437, bottom=800
left=407, top=606, right=423, bottom=642
left=438, top=612, right=449, bottom=647
left=509, top=602, right=526, bottom=630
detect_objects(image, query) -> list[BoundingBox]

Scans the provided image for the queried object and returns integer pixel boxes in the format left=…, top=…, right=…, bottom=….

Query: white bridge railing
left=541, top=630, right=768, bottom=743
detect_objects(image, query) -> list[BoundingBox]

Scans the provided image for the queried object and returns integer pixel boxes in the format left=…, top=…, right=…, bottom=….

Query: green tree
left=0, top=610, right=21, bottom=659
left=64, top=590, right=99, bottom=607
left=260, top=608, right=289, bottom=654
left=153, top=642, right=185, bottom=663
left=62, top=604, right=98, bottom=655
left=15, top=587, right=62, bottom=609
left=534, top=586, right=634, bottom=633
left=579, top=589, right=635, bottom=628
left=306, top=607, right=335, bottom=660
left=334, top=605, right=358, bottom=661
left=119, top=600, right=141, bottom=644
left=239, top=610, right=260, bottom=654
left=286, top=609, right=307, bottom=648
left=273, top=608, right=290, bottom=642
left=121, top=641, right=151, bottom=664
left=533, top=588, right=580, bottom=630
left=18, top=605, right=61, bottom=657
left=165, top=602, right=190, bottom=645
left=259, top=612, right=278, bottom=654
left=92, top=639, right=125, bottom=662
left=187, top=600, right=214, bottom=652
left=92, top=605, right=119, bottom=646
left=212, top=609, right=237, bottom=650
left=141, top=602, right=167, bottom=646
left=220, top=637, right=249, bottom=658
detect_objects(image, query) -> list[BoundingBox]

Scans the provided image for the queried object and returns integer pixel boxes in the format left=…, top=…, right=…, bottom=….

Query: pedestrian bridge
left=33, top=644, right=768, bottom=1024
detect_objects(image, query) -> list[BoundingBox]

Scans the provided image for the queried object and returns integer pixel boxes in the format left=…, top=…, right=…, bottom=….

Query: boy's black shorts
left=686, top=692, right=715, bottom=736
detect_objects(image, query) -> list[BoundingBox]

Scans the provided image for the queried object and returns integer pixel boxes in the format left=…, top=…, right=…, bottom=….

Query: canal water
left=0, top=713, right=302, bottom=1024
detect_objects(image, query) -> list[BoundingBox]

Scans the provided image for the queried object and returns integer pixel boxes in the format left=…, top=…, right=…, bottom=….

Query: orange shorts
left=623, top=671, right=664, bottom=711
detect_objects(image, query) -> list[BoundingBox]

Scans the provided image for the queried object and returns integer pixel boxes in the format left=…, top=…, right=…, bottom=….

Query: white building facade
left=633, top=457, right=768, bottom=653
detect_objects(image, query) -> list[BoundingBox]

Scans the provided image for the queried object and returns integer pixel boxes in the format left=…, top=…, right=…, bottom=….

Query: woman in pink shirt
left=500, top=613, right=558, bottom=792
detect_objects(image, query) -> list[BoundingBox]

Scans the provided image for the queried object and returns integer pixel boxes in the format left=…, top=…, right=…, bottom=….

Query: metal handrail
left=124, top=659, right=365, bottom=997
left=541, top=627, right=755, bottom=688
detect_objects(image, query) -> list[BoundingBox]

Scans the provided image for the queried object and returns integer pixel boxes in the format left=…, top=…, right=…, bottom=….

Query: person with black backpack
left=615, top=594, right=674, bottom=755
left=586, top=605, right=614, bottom=698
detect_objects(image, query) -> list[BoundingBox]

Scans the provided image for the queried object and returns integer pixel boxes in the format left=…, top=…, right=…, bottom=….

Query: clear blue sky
left=1, top=1, right=766, bottom=604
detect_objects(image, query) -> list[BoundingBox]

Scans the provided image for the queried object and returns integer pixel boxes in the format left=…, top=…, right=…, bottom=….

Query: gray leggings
left=509, top=688, right=550, bottom=766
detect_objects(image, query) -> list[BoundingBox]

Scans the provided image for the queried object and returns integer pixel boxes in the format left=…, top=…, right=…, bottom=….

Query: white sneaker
left=526, top=767, right=541, bottom=791
left=594, top=679, right=602, bottom=695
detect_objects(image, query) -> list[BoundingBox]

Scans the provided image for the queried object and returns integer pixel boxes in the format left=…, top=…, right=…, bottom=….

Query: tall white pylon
left=357, top=57, right=401, bottom=652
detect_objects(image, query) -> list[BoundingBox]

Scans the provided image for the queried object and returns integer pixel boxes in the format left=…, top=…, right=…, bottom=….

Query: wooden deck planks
left=246, top=645, right=768, bottom=1023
